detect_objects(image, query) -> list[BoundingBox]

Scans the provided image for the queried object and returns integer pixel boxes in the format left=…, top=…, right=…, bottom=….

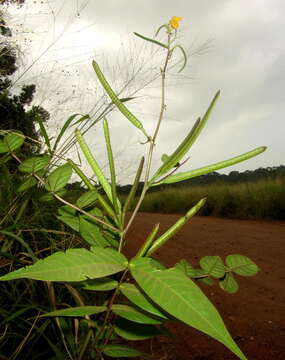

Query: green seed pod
left=92, top=61, right=149, bottom=138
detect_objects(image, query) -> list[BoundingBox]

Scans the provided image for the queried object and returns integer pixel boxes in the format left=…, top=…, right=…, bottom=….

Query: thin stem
left=122, top=33, right=172, bottom=239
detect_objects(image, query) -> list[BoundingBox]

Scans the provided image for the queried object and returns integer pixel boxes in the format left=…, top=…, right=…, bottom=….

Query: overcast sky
left=7, top=0, right=285, bottom=184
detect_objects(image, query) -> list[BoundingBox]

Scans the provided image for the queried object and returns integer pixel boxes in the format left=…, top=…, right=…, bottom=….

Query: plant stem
left=122, top=33, right=172, bottom=240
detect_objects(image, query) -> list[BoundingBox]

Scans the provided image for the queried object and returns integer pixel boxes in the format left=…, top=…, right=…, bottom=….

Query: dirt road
left=125, top=214, right=285, bottom=360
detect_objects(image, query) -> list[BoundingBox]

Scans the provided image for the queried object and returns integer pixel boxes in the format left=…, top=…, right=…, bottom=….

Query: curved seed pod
left=171, top=44, right=187, bottom=72
left=134, top=32, right=168, bottom=48
left=75, top=129, right=113, bottom=204
left=103, top=118, right=121, bottom=214
left=153, top=146, right=267, bottom=186
left=146, top=199, right=206, bottom=256
left=136, top=223, right=160, bottom=258
left=92, top=61, right=149, bottom=138
left=154, top=24, right=169, bottom=37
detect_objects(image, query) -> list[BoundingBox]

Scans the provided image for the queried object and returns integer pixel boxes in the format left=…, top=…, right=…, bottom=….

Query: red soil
left=125, top=214, right=285, bottom=360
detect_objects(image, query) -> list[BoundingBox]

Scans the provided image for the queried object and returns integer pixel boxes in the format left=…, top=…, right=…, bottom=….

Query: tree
left=0, top=6, right=49, bottom=156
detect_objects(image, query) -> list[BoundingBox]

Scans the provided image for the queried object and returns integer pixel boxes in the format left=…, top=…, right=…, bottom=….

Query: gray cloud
left=8, top=0, right=285, bottom=183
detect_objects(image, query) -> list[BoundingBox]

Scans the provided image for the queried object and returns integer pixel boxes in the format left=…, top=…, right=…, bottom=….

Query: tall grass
left=139, top=177, right=285, bottom=220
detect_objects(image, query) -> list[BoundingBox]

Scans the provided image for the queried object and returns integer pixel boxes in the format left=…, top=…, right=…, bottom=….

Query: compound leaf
left=130, top=257, right=247, bottom=360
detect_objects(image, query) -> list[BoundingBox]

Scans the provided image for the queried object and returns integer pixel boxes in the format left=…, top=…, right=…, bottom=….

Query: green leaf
left=79, top=216, right=110, bottom=247
left=18, top=155, right=50, bottom=173
left=57, top=215, right=79, bottom=232
left=112, top=304, right=162, bottom=325
left=81, top=277, right=118, bottom=291
left=102, top=344, right=144, bottom=358
left=17, top=175, right=38, bottom=192
left=119, top=283, right=168, bottom=319
left=45, top=163, right=72, bottom=192
left=153, top=146, right=266, bottom=186
left=0, top=247, right=128, bottom=282
left=130, top=257, right=247, bottom=360
left=41, top=305, right=107, bottom=317
left=197, top=276, right=215, bottom=286
left=219, top=273, right=239, bottom=294
left=200, top=256, right=226, bottom=278
left=226, top=255, right=260, bottom=276
left=58, top=205, right=76, bottom=216
left=76, top=190, right=98, bottom=208
left=175, top=259, right=196, bottom=278
left=0, top=132, right=25, bottom=153
left=114, top=318, right=162, bottom=340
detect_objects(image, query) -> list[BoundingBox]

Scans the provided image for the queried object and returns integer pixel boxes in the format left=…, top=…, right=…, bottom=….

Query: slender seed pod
left=123, top=157, right=145, bottom=215
left=92, top=61, right=149, bottom=138
left=68, top=159, right=94, bottom=191
left=151, top=118, right=200, bottom=181
left=146, top=199, right=206, bottom=256
left=171, top=44, right=187, bottom=72
left=103, top=118, right=121, bottom=215
left=134, top=32, right=168, bottom=49
left=75, top=129, right=113, bottom=203
left=136, top=223, right=160, bottom=258
left=153, top=146, right=267, bottom=186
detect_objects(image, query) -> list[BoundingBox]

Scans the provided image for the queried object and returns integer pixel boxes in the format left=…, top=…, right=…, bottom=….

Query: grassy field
left=138, top=178, right=285, bottom=220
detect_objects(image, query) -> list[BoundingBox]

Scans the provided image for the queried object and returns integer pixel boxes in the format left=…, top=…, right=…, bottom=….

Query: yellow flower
left=169, top=16, right=183, bottom=29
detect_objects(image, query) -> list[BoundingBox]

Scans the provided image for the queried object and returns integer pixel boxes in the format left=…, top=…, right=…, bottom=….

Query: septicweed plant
left=0, top=17, right=266, bottom=360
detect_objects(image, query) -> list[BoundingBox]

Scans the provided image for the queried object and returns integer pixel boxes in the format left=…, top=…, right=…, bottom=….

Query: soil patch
left=125, top=214, right=285, bottom=359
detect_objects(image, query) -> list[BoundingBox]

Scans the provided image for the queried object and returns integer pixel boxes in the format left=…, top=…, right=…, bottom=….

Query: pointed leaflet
left=119, top=282, right=168, bottom=319
left=0, top=132, right=25, bottom=153
left=76, top=190, right=98, bottom=208
left=200, top=256, right=226, bottom=278
left=45, top=163, right=73, bottom=192
left=18, top=155, right=50, bottom=173
left=57, top=215, right=79, bottom=232
left=81, top=277, right=118, bottom=291
left=226, top=255, right=259, bottom=276
left=112, top=304, right=162, bottom=325
left=153, top=146, right=266, bottom=186
left=0, top=247, right=127, bottom=282
left=102, top=344, right=144, bottom=358
left=41, top=306, right=107, bottom=317
left=114, top=318, right=162, bottom=341
left=79, top=215, right=110, bottom=247
left=17, top=169, right=45, bottom=192
left=130, top=257, right=247, bottom=360
left=39, top=189, right=67, bottom=202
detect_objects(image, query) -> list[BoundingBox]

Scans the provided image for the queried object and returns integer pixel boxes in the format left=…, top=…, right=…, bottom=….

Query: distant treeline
left=116, top=165, right=285, bottom=194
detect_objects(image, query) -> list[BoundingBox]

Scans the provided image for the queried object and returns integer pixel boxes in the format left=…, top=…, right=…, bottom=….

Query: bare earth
left=125, top=214, right=285, bottom=360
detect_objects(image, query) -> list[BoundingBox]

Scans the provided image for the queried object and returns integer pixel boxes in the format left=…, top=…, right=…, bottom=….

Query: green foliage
left=0, top=19, right=267, bottom=360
